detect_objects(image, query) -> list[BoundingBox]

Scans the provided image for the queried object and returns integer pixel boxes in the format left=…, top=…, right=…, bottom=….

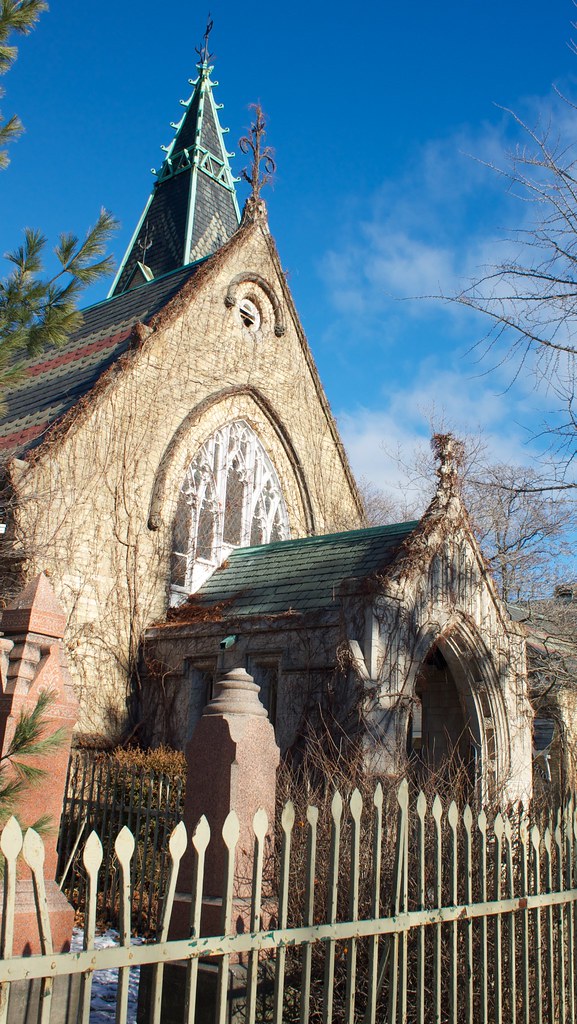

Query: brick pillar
left=170, top=666, right=280, bottom=938
left=0, top=573, right=78, bottom=955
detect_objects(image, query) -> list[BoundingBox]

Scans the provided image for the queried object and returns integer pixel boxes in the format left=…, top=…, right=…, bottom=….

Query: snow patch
left=70, top=927, right=144, bottom=1023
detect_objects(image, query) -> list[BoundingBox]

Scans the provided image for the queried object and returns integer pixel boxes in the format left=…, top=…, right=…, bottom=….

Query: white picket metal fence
left=1, top=780, right=576, bottom=1023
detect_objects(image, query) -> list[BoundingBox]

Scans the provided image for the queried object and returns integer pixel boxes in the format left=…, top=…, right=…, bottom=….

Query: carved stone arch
left=406, top=613, right=511, bottom=800
left=147, top=386, right=315, bottom=535
left=224, top=271, right=286, bottom=337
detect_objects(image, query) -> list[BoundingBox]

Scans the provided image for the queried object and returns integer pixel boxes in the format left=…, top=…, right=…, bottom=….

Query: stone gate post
left=139, top=667, right=279, bottom=1023
left=0, top=574, right=80, bottom=1023
left=0, top=575, right=78, bottom=866
left=172, top=665, right=280, bottom=937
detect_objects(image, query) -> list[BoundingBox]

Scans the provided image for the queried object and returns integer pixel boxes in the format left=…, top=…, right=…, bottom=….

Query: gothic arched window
left=170, top=420, right=289, bottom=600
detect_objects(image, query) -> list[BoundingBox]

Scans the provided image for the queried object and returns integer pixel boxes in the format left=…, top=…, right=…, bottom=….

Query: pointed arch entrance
left=407, top=621, right=510, bottom=801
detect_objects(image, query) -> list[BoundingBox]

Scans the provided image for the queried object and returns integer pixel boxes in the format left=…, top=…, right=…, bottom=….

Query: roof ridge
left=80, top=260, right=207, bottom=317
left=227, top=520, right=420, bottom=558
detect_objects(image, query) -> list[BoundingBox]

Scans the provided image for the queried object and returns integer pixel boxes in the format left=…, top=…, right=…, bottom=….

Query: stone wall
left=142, top=614, right=342, bottom=754
left=10, top=218, right=363, bottom=736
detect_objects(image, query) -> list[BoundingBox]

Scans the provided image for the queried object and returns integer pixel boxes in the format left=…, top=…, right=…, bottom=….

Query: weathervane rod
left=196, top=13, right=214, bottom=65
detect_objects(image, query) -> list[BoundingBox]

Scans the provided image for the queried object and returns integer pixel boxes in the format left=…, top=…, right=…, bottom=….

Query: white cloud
left=318, top=95, right=577, bottom=323
left=321, top=83, right=577, bottom=495
left=337, top=361, right=541, bottom=495
left=365, top=231, right=457, bottom=297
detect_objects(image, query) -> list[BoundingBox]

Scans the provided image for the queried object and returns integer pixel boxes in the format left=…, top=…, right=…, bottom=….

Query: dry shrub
left=108, top=744, right=186, bottom=780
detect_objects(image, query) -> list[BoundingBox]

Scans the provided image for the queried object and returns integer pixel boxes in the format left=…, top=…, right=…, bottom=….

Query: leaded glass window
left=170, top=420, right=289, bottom=599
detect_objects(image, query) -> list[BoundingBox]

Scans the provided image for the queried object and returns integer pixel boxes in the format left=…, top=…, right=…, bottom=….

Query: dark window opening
left=248, top=658, right=279, bottom=726
left=239, top=298, right=260, bottom=330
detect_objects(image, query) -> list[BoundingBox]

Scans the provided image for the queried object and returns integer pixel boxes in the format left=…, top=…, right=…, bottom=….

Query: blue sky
left=2, top=0, right=577, bottom=498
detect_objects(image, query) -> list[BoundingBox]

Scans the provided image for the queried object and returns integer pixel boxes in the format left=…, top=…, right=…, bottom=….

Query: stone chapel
left=0, top=44, right=534, bottom=801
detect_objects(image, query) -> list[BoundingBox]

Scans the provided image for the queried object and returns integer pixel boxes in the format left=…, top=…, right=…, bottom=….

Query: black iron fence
left=57, top=750, right=185, bottom=933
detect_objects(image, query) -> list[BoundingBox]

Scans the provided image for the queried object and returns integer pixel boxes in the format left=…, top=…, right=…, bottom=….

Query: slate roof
left=115, top=172, right=194, bottom=290
left=186, top=522, right=420, bottom=618
left=0, top=263, right=200, bottom=455
left=112, top=65, right=239, bottom=295
left=512, top=599, right=577, bottom=659
left=0, top=59, right=242, bottom=458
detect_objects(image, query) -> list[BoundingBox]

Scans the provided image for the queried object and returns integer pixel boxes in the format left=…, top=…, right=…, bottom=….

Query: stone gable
left=8, top=216, right=364, bottom=736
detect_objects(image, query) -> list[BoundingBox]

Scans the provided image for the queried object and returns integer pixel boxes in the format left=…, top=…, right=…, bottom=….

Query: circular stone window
left=238, top=297, right=261, bottom=331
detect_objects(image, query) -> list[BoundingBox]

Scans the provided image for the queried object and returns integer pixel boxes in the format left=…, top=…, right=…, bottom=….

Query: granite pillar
left=0, top=573, right=78, bottom=956
left=172, top=666, right=280, bottom=938
left=139, top=668, right=279, bottom=1023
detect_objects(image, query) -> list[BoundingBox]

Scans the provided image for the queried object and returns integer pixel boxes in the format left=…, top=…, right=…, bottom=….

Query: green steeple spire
left=109, top=29, right=240, bottom=297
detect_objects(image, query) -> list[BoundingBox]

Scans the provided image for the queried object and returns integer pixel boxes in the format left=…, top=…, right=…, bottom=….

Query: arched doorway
left=406, top=625, right=509, bottom=801
left=408, top=646, right=478, bottom=789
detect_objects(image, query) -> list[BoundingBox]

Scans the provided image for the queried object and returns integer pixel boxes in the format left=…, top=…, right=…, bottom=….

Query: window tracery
left=171, top=420, right=289, bottom=599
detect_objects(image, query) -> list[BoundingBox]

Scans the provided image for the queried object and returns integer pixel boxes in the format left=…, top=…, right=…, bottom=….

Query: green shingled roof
left=194, top=522, right=419, bottom=616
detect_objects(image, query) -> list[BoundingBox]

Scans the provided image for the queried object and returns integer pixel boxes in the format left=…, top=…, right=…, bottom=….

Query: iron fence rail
left=1, top=891, right=577, bottom=982
left=3, top=781, right=577, bottom=1024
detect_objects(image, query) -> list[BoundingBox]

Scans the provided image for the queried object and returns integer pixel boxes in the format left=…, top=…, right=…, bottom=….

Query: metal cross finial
left=196, top=13, right=214, bottom=65
left=239, top=104, right=276, bottom=201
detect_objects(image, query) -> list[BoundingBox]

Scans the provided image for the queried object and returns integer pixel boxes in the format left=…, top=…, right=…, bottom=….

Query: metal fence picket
left=323, top=790, right=343, bottom=1024
left=58, top=752, right=185, bottom=931
left=22, top=828, right=54, bottom=1024
left=0, top=817, right=22, bottom=1024
left=3, top=783, right=577, bottom=1024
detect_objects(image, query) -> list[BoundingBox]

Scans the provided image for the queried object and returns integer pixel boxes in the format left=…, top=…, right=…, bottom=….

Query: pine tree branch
left=0, top=209, right=119, bottom=405
left=0, top=689, right=68, bottom=830
left=0, top=0, right=47, bottom=165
